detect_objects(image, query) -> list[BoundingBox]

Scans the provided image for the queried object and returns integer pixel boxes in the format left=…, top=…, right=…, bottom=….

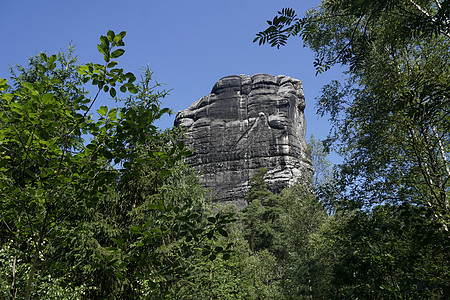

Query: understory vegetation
left=1, top=0, right=450, bottom=298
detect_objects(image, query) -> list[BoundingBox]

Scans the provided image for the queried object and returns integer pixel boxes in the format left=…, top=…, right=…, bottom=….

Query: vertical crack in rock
left=174, top=74, right=313, bottom=209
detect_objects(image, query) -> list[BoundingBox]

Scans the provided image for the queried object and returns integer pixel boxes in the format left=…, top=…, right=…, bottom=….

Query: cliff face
left=175, top=74, right=313, bottom=209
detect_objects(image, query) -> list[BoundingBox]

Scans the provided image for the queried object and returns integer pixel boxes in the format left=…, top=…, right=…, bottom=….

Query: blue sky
left=1, top=0, right=344, bottom=162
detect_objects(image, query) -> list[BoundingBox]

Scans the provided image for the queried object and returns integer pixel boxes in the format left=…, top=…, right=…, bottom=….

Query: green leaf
left=40, top=53, right=48, bottom=61
left=77, top=65, right=90, bottom=75
left=111, top=237, right=124, bottom=246
left=100, top=35, right=109, bottom=46
left=0, top=78, right=8, bottom=91
left=2, top=93, right=13, bottom=101
left=147, top=203, right=163, bottom=210
left=113, top=35, right=122, bottom=43
left=128, top=86, right=138, bottom=94
left=97, top=44, right=107, bottom=55
left=189, top=213, right=199, bottom=219
left=111, top=49, right=125, bottom=58
left=22, top=82, right=34, bottom=91
left=130, top=226, right=141, bottom=234
left=41, top=93, right=53, bottom=104
left=97, top=106, right=108, bottom=116
left=10, top=102, right=23, bottom=113
left=116, top=272, right=123, bottom=280
left=108, top=108, right=117, bottom=120
left=107, top=61, right=118, bottom=68
left=143, top=218, right=153, bottom=228
left=218, top=228, right=228, bottom=237
left=107, top=30, right=115, bottom=42
left=109, top=87, right=116, bottom=98
left=48, top=55, right=57, bottom=65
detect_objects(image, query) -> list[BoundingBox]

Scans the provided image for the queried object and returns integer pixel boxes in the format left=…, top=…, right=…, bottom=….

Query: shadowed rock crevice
left=175, top=73, right=313, bottom=209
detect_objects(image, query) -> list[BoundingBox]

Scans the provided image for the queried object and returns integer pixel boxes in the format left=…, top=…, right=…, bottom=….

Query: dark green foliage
left=309, top=204, right=450, bottom=299
left=241, top=168, right=282, bottom=254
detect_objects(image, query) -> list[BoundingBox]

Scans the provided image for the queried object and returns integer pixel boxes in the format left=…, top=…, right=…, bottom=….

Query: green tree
left=274, top=184, right=327, bottom=299
left=241, top=170, right=329, bottom=299
left=255, top=0, right=450, bottom=71
left=241, top=168, right=281, bottom=254
left=0, top=42, right=122, bottom=298
left=0, top=30, right=233, bottom=299
left=255, top=2, right=450, bottom=296
left=170, top=202, right=283, bottom=300
left=307, top=135, right=332, bottom=189
left=255, top=0, right=450, bottom=229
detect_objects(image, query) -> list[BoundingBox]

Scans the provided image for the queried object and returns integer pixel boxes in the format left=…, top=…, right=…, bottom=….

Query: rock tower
left=175, top=74, right=313, bottom=209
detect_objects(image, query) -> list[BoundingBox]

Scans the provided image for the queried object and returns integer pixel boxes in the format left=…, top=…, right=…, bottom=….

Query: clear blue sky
left=1, top=0, right=344, bottom=161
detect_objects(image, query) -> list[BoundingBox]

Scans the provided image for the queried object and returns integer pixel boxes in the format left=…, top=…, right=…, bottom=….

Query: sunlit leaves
left=0, top=28, right=239, bottom=298
left=97, top=106, right=108, bottom=116
left=0, top=30, right=184, bottom=298
left=81, top=30, right=134, bottom=96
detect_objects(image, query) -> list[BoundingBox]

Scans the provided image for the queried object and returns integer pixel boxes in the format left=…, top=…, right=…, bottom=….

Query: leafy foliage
left=309, top=204, right=450, bottom=298
left=241, top=169, right=282, bottom=254
left=257, top=0, right=450, bottom=224
left=241, top=170, right=329, bottom=299
left=0, top=30, right=234, bottom=299
left=255, top=0, right=450, bottom=297
left=255, top=0, right=450, bottom=72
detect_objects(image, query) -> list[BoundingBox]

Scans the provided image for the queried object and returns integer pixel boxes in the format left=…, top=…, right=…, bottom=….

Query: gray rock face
left=175, top=74, right=313, bottom=209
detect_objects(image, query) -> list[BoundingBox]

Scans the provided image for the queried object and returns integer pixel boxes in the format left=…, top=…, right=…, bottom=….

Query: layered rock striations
left=175, top=74, right=313, bottom=208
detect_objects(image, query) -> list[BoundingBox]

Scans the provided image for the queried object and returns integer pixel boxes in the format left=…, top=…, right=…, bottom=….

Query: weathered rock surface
left=175, top=74, right=313, bottom=209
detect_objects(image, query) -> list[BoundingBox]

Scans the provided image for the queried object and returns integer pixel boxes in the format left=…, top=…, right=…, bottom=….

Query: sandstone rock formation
left=175, top=74, right=313, bottom=209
